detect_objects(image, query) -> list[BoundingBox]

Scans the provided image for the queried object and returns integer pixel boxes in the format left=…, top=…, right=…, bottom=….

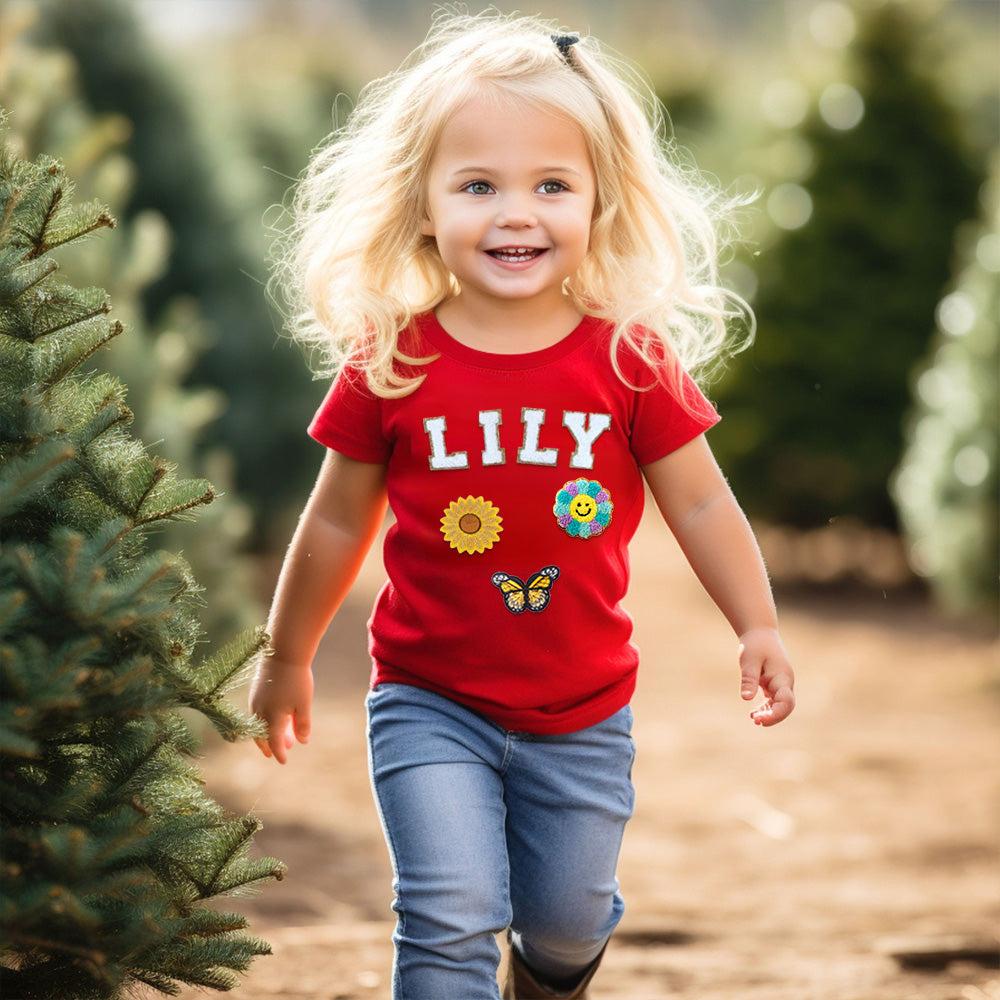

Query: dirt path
left=181, top=507, right=999, bottom=999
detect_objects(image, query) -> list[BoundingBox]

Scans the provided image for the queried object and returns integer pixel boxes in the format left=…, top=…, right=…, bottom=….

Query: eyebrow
left=450, top=166, right=584, bottom=178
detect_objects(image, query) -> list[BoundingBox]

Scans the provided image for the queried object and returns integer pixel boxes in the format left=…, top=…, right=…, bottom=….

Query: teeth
left=491, top=247, right=542, bottom=262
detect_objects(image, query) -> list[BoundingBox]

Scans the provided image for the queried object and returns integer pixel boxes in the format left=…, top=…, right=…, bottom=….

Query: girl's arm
left=642, top=435, right=795, bottom=726
left=250, top=449, right=388, bottom=762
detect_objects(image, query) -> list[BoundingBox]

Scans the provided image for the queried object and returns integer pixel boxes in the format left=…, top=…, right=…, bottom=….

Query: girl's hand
left=249, top=656, right=314, bottom=764
left=738, top=627, right=795, bottom=727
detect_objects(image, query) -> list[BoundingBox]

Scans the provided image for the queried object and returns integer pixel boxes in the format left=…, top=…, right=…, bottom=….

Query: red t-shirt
left=309, top=312, right=719, bottom=733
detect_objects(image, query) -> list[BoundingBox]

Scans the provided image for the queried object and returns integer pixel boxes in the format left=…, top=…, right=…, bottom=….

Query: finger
left=254, top=737, right=272, bottom=759
left=753, top=705, right=788, bottom=727
left=739, top=655, right=763, bottom=701
left=269, top=718, right=291, bottom=765
left=752, top=686, right=795, bottom=726
left=293, top=706, right=311, bottom=745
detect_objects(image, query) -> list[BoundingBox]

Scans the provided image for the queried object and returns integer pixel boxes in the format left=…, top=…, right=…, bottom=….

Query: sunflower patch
left=440, top=495, right=504, bottom=554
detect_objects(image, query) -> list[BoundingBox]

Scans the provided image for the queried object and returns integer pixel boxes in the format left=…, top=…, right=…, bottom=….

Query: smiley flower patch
left=553, top=479, right=613, bottom=539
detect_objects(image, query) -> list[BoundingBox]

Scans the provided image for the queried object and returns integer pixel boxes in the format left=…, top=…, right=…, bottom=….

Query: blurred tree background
left=892, top=157, right=999, bottom=619
left=31, top=0, right=336, bottom=547
left=710, top=2, right=982, bottom=530
left=6, top=0, right=995, bottom=619
left=1, top=0, right=261, bottom=642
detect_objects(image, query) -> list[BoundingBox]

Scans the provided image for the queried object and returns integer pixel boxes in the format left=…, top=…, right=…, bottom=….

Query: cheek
left=560, top=205, right=596, bottom=252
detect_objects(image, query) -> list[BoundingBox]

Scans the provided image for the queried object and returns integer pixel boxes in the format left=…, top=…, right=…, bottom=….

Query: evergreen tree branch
left=0, top=176, right=16, bottom=249
left=37, top=205, right=116, bottom=258
left=0, top=255, right=58, bottom=303
left=0, top=440, right=75, bottom=523
left=133, top=461, right=168, bottom=517
left=74, top=397, right=134, bottom=461
left=121, top=968, right=182, bottom=995
left=1, top=104, right=278, bottom=999
left=134, top=481, right=215, bottom=528
left=43, top=320, right=123, bottom=386
left=176, top=911, right=251, bottom=938
left=0, top=587, right=28, bottom=632
left=191, top=626, right=269, bottom=700
left=22, top=163, right=63, bottom=261
left=2, top=931, right=106, bottom=972
left=21, top=165, right=115, bottom=260
left=27, top=285, right=111, bottom=344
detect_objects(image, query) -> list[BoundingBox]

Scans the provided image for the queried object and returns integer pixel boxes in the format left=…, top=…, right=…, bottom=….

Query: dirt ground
left=179, top=506, right=999, bottom=1000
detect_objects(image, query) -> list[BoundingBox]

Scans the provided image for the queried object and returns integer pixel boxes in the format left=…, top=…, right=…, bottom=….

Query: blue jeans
left=366, top=683, right=636, bottom=1000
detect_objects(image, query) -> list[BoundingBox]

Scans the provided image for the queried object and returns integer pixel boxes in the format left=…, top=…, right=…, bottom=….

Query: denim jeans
left=366, top=683, right=635, bottom=1000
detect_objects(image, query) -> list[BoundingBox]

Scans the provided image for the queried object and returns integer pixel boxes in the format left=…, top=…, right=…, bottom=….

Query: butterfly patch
left=491, top=566, right=561, bottom=615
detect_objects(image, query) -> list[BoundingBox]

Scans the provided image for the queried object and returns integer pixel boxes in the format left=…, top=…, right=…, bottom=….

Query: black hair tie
left=551, top=33, right=579, bottom=63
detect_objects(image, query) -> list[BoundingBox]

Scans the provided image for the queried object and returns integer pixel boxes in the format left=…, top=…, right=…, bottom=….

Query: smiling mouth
left=487, top=247, right=547, bottom=263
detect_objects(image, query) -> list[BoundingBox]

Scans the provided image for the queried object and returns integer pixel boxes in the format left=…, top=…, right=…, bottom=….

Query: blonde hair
left=271, top=8, right=753, bottom=399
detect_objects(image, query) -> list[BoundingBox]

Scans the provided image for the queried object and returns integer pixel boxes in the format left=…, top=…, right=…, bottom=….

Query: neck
left=435, top=294, right=584, bottom=354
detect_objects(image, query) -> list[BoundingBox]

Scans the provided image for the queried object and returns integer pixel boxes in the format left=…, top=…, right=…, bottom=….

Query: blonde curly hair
left=271, top=8, right=752, bottom=400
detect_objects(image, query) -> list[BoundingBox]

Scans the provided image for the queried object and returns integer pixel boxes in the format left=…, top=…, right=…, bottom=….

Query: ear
left=419, top=216, right=436, bottom=237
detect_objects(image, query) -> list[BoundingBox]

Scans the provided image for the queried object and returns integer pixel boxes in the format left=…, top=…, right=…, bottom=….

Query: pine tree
left=0, top=3, right=260, bottom=643
left=34, top=0, right=323, bottom=535
left=0, top=143, right=284, bottom=995
left=892, top=161, right=999, bottom=619
left=711, top=1, right=983, bottom=528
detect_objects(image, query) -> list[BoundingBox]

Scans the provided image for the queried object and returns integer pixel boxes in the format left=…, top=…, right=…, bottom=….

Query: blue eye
left=464, top=181, right=493, bottom=195
left=539, top=180, right=567, bottom=194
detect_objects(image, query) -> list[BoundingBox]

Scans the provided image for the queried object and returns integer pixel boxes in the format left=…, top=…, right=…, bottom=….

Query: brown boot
left=503, top=943, right=605, bottom=999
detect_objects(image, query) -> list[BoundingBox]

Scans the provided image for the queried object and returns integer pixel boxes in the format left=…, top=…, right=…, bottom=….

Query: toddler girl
left=251, top=11, right=795, bottom=999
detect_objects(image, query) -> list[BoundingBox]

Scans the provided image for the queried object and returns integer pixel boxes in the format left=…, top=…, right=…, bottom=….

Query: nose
left=495, top=192, right=537, bottom=229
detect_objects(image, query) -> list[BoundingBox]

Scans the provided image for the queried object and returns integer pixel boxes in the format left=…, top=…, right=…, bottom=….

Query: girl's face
left=420, top=93, right=597, bottom=324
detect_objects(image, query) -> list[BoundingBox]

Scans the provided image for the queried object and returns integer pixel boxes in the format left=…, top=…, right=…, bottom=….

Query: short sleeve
left=308, top=366, right=391, bottom=463
left=629, top=368, right=720, bottom=466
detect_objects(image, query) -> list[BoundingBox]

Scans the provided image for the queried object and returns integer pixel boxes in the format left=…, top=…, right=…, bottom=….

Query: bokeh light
left=809, top=1, right=857, bottom=49
left=953, top=444, right=990, bottom=488
left=975, top=233, right=1000, bottom=272
left=767, top=183, right=813, bottom=230
left=915, top=367, right=953, bottom=410
left=818, top=82, right=865, bottom=130
left=936, top=290, right=977, bottom=337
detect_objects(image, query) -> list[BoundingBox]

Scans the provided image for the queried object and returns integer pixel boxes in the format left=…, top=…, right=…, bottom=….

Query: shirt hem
left=369, top=660, right=638, bottom=735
